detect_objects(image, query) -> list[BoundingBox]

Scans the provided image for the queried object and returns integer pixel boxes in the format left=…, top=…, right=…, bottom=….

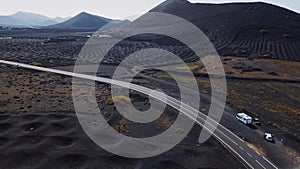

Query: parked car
left=264, top=133, right=274, bottom=142
left=253, top=118, right=261, bottom=125
left=253, top=118, right=259, bottom=121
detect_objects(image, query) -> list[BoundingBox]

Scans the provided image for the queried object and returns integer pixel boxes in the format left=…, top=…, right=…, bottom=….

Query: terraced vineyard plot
left=221, top=33, right=300, bottom=62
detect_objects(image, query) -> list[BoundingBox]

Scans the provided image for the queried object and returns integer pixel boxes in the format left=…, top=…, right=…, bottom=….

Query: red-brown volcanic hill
left=151, top=0, right=300, bottom=61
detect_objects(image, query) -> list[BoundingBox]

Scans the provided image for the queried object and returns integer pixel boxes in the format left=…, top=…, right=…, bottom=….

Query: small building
left=0, top=37, right=13, bottom=40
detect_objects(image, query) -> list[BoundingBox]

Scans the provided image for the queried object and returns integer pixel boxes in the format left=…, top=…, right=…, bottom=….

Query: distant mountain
left=45, top=12, right=113, bottom=30
left=0, top=11, right=69, bottom=28
left=0, top=11, right=129, bottom=31
left=151, top=0, right=300, bottom=61
left=100, top=19, right=131, bottom=30
left=53, top=17, right=72, bottom=23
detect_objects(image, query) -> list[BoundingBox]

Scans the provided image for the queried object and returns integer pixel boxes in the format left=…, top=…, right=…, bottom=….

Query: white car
left=264, top=133, right=274, bottom=142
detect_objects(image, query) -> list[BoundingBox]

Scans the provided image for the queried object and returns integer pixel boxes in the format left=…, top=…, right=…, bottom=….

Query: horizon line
left=0, top=1, right=299, bottom=19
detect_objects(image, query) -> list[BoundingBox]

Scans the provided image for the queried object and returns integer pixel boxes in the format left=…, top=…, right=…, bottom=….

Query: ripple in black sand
left=21, top=122, right=44, bottom=132
left=48, top=114, right=69, bottom=120
left=158, top=160, right=186, bottom=169
left=183, top=149, right=200, bottom=158
left=1, top=152, right=47, bottom=169
left=49, top=122, right=68, bottom=133
left=18, top=135, right=46, bottom=145
left=51, top=136, right=75, bottom=147
left=46, top=154, right=89, bottom=169
left=0, top=136, right=10, bottom=145
left=21, top=114, right=39, bottom=121
left=0, top=123, right=12, bottom=133
left=0, top=115, right=9, bottom=121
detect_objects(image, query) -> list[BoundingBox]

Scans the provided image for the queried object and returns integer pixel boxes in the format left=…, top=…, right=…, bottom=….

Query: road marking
left=220, top=125, right=245, bottom=143
left=255, top=151, right=261, bottom=155
left=215, top=137, right=254, bottom=169
left=247, top=153, right=252, bottom=157
left=239, top=146, right=244, bottom=151
left=262, top=156, right=279, bottom=169
left=221, top=131, right=239, bottom=146
left=256, top=160, right=266, bottom=169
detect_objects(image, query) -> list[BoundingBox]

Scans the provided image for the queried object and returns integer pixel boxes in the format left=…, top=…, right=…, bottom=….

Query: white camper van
left=236, top=113, right=252, bottom=125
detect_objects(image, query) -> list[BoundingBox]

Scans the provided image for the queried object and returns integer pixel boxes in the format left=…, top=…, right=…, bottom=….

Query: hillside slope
left=45, top=12, right=112, bottom=30
left=151, top=0, right=300, bottom=61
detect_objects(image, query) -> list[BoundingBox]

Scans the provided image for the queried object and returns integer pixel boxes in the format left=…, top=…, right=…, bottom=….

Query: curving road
left=0, top=59, right=278, bottom=169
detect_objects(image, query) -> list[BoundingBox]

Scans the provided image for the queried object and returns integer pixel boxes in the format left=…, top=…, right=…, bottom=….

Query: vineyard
left=217, top=31, right=300, bottom=62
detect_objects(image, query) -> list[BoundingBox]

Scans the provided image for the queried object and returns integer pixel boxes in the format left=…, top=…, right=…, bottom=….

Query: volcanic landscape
left=0, top=0, right=299, bottom=168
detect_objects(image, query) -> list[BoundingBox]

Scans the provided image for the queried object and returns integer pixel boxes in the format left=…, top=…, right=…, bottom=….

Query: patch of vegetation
left=175, top=64, right=199, bottom=71
left=247, top=143, right=266, bottom=156
left=106, top=96, right=131, bottom=105
left=258, top=52, right=272, bottom=58
left=33, top=62, right=43, bottom=66
left=156, top=115, right=173, bottom=128
left=115, top=118, right=130, bottom=135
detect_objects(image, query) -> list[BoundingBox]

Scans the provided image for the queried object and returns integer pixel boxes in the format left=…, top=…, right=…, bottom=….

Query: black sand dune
left=0, top=112, right=244, bottom=169
left=0, top=67, right=247, bottom=169
left=151, top=0, right=300, bottom=62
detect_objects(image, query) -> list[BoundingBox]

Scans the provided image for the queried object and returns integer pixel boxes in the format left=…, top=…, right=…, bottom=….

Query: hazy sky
left=0, top=0, right=299, bottom=19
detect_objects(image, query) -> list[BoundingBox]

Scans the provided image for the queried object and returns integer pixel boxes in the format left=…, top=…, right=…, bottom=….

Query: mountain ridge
left=0, top=11, right=70, bottom=28
left=44, top=12, right=112, bottom=30
left=44, top=12, right=131, bottom=31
